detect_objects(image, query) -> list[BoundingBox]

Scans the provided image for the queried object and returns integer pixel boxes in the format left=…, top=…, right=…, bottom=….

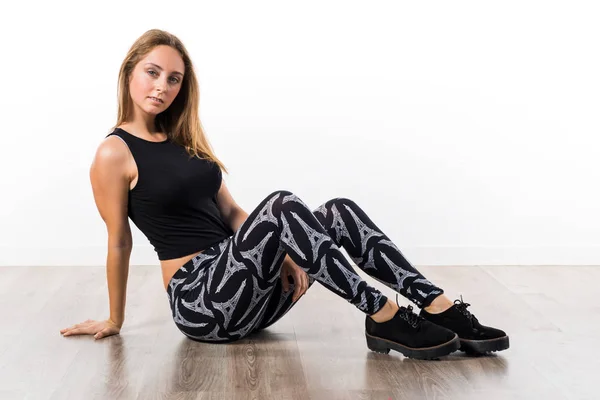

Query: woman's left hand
left=280, top=260, right=309, bottom=302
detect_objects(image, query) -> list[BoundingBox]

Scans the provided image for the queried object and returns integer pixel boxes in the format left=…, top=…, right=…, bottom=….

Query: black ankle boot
left=365, top=295, right=460, bottom=360
left=419, top=296, right=510, bottom=355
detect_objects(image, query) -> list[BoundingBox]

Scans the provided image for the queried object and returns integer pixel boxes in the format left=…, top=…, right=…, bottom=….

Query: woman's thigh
left=168, top=191, right=294, bottom=342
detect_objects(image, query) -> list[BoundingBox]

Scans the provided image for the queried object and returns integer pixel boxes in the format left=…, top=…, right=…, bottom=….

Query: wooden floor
left=0, top=264, right=597, bottom=400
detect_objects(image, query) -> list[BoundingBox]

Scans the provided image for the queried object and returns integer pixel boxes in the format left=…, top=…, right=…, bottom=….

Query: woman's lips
left=149, top=96, right=163, bottom=104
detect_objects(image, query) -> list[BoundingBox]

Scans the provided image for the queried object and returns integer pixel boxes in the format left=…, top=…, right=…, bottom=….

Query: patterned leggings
left=167, top=190, right=444, bottom=343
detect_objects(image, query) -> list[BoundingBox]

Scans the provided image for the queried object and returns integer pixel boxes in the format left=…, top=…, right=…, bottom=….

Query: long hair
left=111, top=29, right=228, bottom=174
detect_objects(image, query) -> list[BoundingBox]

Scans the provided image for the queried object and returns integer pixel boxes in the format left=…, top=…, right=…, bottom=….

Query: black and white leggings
left=167, top=190, right=444, bottom=343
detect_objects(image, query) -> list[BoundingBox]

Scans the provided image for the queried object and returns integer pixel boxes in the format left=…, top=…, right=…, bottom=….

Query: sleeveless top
left=105, top=127, right=234, bottom=260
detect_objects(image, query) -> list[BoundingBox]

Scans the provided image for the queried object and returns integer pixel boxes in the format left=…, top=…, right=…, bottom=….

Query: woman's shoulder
left=95, top=136, right=131, bottom=165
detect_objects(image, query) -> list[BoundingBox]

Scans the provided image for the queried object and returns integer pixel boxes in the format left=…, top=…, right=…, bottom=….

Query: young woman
left=60, top=29, right=509, bottom=360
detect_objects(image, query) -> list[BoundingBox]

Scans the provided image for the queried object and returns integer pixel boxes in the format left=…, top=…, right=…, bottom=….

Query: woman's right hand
left=60, top=319, right=121, bottom=340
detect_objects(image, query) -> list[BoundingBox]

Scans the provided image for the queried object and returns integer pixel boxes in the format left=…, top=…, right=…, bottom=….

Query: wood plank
left=0, top=265, right=596, bottom=399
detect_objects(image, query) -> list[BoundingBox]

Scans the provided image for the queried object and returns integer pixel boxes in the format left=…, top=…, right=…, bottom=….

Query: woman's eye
left=148, top=70, right=179, bottom=83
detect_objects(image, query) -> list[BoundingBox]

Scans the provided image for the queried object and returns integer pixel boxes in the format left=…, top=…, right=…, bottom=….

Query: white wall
left=1, top=0, right=598, bottom=267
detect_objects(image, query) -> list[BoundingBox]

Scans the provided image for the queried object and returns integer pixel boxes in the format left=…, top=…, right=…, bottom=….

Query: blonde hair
left=111, top=29, right=228, bottom=174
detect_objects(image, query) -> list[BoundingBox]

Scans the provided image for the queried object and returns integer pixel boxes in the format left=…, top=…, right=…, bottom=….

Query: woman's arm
left=105, top=247, right=131, bottom=327
left=215, top=179, right=247, bottom=232
left=227, top=208, right=249, bottom=233
left=90, top=137, right=135, bottom=327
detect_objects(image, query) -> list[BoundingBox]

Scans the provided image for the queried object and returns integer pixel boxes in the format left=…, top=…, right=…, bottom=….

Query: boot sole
left=460, top=335, right=510, bottom=354
left=365, top=332, right=460, bottom=360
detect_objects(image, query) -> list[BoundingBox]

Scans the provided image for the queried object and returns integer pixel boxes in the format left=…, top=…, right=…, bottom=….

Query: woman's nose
left=156, top=80, right=168, bottom=93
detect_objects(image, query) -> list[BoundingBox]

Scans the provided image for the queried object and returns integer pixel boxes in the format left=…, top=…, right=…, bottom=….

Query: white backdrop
left=1, top=0, right=598, bottom=267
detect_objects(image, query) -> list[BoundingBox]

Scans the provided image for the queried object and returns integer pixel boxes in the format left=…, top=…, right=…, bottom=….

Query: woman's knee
left=328, top=197, right=358, bottom=210
left=265, top=189, right=309, bottom=212
left=266, top=191, right=361, bottom=217
left=266, top=189, right=294, bottom=200
left=258, top=190, right=296, bottom=220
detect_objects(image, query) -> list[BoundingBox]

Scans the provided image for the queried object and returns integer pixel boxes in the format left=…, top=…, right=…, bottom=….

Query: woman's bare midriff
left=160, top=249, right=205, bottom=291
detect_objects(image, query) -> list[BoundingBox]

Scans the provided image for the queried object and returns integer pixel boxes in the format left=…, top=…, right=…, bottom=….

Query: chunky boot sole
left=460, top=335, right=510, bottom=355
left=365, top=332, right=460, bottom=360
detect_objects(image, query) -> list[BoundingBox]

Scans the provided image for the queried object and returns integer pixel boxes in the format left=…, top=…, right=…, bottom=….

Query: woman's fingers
left=94, top=329, right=107, bottom=340
left=301, top=272, right=308, bottom=296
left=303, top=273, right=309, bottom=294
left=60, top=319, right=120, bottom=340
left=60, top=325, right=78, bottom=334
left=292, top=271, right=309, bottom=301
left=292, top=272, right=302, bottom=301
left=63, top=328, right=83, bottom=336
left=281, top=271, right=290, bottom=293
left=60, top=320, right=93, bottom=336
left=95, top=326, right=120, bottom=340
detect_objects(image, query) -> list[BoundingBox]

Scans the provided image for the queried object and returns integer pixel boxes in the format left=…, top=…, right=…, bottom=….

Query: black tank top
left=105, top=127, right=233, bottom=260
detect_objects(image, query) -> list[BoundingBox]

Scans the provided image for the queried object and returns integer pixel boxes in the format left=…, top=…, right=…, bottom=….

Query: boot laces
left=396, top=293, right=424, bottom=328
left=454, top=295, right=473, bottom=320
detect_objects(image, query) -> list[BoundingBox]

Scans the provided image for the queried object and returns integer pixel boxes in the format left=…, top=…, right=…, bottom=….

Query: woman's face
left=129, top=45, right=185, bottom=116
